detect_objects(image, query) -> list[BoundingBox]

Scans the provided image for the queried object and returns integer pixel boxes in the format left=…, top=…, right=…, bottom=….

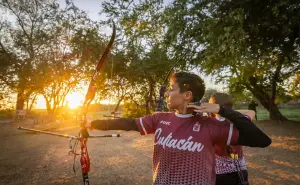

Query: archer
left=85, top=72, right=272, bottom=185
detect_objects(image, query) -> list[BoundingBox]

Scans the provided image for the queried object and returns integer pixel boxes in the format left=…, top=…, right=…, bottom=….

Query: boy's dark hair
left=170, top=72, right=205, bottom=102
left=210, top=93, right=233, bottom=108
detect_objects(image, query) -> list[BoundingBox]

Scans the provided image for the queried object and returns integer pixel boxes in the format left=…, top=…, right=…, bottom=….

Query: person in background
left=210, top=93, right=255, bottom=185
left=248, top=100, right=259, bottom=120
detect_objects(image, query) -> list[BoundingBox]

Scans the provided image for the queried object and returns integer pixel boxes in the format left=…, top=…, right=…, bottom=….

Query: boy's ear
left=184, top=91, right=193, bottom=101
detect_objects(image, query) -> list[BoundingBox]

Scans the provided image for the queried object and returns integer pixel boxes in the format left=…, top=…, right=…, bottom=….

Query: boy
left=209, top=93, right=255, bottom=185
left=85, top=72, right=271, bottom=185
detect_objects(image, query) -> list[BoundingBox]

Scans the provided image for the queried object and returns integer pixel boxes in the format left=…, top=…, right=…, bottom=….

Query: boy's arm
left=219, top=107, right=271, bottom=147
left=87, top=113, right=159, bottom=135
left=235, top=109, right=256, bottom=120
left=89, top=118, right=139, bottom=131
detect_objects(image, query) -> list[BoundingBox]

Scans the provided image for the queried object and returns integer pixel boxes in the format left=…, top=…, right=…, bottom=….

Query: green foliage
left=100, top=0, right=183, bottom=114
left=288, top=74, right=300, bottom=99
left=0, top=109, right=14, bottom=119
left=122, top=100, right=148, bottom=118
left=162, top=0, right=299, bottom=120
left=0, top=84, right=15, bottom=110
left=229, top=88, right=253, bottom=103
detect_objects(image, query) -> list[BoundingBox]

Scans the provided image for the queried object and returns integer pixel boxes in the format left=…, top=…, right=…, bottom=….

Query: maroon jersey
left=214, top=117, right=247, bottom=174
left=135, top=112, right=239, bottom=185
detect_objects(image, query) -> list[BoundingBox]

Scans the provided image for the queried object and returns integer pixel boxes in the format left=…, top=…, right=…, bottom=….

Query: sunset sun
left=35, top=91, right=112, bottom=109
left=65, top=92, right=85, bottom=109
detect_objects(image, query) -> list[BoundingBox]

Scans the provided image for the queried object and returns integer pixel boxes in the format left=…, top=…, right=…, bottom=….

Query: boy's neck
left=176, top=106, right=194, bottom=114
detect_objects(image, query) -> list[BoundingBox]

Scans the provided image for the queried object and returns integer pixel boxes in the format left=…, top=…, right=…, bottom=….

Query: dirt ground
left=0, top=119, right=299, bottom=185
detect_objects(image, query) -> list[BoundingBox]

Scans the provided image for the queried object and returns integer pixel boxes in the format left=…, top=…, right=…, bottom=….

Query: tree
left=163, top=0, right=300, bottom=121
left=96, top=75, right=136, bottom=113
left=0, top=84, right=15, bottom=110
left=33, top=1, right=95, bottom=115
left=0, top=0, right=102, bottom=115
left=0, top=0, right=53, bottom=110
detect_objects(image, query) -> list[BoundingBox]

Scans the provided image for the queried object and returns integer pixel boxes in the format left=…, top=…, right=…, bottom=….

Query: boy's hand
left=187, top=103, right=220, bottom=113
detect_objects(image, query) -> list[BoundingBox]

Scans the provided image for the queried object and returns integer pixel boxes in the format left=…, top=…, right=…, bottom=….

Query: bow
left=79, top=20, right=116, bottom=185
left=18, top=21, right=119, bottom=185
left=82, top=21, right=116, bottom=119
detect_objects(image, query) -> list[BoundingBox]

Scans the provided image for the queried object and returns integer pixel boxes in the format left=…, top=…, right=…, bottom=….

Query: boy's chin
left=167, top=104, right=172, bottom=109
left=167, top=104, right=175, bottom=110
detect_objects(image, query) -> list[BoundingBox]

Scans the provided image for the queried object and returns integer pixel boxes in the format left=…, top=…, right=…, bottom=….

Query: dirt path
left=244, top=120, right=300, bottom=185
left=0, top=120, right=299, bottom=185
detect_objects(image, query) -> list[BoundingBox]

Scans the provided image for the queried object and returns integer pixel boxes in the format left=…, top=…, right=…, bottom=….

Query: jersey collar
left=175, top=113, right=194, bottom=118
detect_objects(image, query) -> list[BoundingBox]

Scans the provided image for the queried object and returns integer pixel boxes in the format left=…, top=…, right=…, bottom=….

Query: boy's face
left=165, top=82, right=189, bottom=110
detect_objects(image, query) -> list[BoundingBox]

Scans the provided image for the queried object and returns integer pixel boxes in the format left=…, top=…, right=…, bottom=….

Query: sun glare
left=65, top=92, right=85, bottom=109
left=35, top=92, right=113, bottom=109
left=100, top=99, right=110, bottom=105
left=36, top=96, right=46, bottom=109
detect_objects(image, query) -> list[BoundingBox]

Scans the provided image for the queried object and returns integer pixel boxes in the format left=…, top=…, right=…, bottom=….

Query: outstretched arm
left=86, top=113, right=159, bottom=135
left=86, top=118, right=139, bottom=131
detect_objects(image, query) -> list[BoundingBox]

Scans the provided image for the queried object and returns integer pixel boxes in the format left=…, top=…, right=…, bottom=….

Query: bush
left=0, top=109, right=15, bottom=119
left=122, top=101, right=148, bottom=118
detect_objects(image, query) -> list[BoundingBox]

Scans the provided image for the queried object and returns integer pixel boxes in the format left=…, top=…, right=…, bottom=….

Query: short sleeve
left=135, top=113, right=159, bottom=135
left=208, top=119, right=239, bottom=146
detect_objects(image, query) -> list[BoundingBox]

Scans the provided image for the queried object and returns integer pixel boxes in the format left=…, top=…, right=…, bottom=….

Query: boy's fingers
left=188, top=104, right=208, bottom=109
left=192, top=109, right=203, bottom=113
left=188, top=103, right=219, bottom=113
left=187, top=104, right=199, bottom=108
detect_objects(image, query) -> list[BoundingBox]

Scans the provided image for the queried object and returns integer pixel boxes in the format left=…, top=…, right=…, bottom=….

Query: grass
left=256, top=108, right=300, bottom=121
left=1, top=107, right=299, bottom=121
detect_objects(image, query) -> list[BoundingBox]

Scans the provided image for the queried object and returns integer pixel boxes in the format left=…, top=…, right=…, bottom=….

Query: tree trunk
left=148, top=77, right=155, bottom=112
left=28, top=94, right=37, bottom=112
left=113, top=95, right=125, bottom=113
left=269, top=55, right=284, bottom=120
left=246, top=77, right=287, bottom=121
left=26, top=94, right=37, bottom=113
left=16, top=90, right=25, bottom=110
left=145, top=98, right=151, bottom=115
left=44, top=96, right=53, bottom=115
